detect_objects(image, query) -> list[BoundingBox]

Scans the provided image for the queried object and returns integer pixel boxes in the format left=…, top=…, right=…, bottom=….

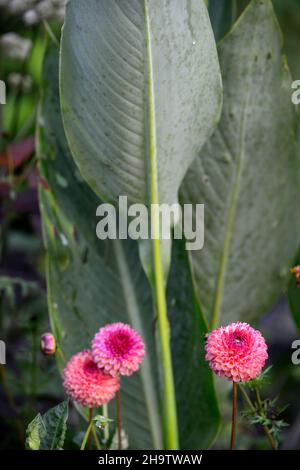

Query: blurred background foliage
left=0, top=0, right=300, bottom=449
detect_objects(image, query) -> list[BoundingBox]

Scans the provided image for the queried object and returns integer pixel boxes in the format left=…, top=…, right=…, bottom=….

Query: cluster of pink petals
left=205, top=322, right=268, bottom=382
left=63, top=350, right=120, bottom=407
left=92, top=322, right=145, bottom=377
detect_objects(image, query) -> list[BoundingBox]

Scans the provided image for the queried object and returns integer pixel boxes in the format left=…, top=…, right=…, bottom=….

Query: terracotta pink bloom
left=91, top=322, right=145, bottom=377
left=205, top=322, right=268, bottom=382
left=63, top=350, right=119, bottom=407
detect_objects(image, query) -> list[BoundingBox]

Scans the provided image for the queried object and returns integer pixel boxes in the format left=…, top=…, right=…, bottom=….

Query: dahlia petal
left=205, top=322, right=268, bottom=383
left=63, top=350, right=119, bottom=407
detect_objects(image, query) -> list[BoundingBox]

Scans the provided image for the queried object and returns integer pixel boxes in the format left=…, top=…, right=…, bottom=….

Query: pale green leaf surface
left=26, top=414, right=45, bottom=450
left=60, top=0, right=222, bottom=209
left=181, top=0, right=300, bottom=328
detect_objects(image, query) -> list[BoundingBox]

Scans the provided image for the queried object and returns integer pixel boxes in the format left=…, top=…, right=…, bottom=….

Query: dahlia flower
left=205, top=322, right=268, bottom=382
left=92, top=323, right=145, bottom=377
left=63, top=350, right=119, bottom=407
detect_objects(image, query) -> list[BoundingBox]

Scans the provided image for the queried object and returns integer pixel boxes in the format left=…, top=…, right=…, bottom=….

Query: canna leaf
left=39, top=49, right=162, bottom=450
left=181, top=0, right=300, bottom=328
left=60, top=0, right=222, bottom=214
left=38, top=47, right=220, bottom=450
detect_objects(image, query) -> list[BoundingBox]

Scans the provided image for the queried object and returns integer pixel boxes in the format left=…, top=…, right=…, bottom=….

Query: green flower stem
left=102, top=404, right=109, bottom=443
left=144, top=0, right=179, bottom=450
left=92, top=426, right=101, bottom=450
left=80, top=420, right=93, bottom=450
left=117, top=389, right=122, bottom=450
left=239, top=385, right=277, bottom=450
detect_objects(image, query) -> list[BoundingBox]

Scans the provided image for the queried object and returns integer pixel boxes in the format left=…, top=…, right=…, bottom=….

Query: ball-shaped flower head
left=91, top=322, right=145, bottom=377
left=205, top=322, right=268, bottom=382
left=63, top=350, right=119, bottom=407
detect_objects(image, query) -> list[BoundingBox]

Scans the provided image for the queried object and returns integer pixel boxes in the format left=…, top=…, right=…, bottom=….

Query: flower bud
left=40, top=332, right=56, bottom=356
left=291, top=265, right=300, bottom=288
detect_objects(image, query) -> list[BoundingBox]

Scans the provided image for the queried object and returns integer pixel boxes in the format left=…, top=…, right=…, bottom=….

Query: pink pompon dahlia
left=91, top=322, right=145, bottom=377
left=205, top=322, right=268, bottom=382
left=63, top=350, right=119, bottom=407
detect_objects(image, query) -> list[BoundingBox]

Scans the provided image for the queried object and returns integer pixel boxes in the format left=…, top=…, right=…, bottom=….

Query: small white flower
left=0, top=33, right=32, bottom=60
left=9, top=0, right=34, bottom=14
left=7, top=73, right=33, bottom=92
left=23, top=9, right=39, bottom=25
left=36, top=0, right=54, bottom=19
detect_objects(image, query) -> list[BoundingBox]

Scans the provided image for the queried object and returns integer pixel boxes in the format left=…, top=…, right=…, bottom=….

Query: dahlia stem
left=239, top=385, right=277, bottom=450
left=92, top=425, right=101, bottom=450
left=230, top=382, right=237, bottom=450
left=116, top=389, right=122, bottom=450
left=88, top=408, right=93, bottom=449
left=80, top=412, right=94, bottom=451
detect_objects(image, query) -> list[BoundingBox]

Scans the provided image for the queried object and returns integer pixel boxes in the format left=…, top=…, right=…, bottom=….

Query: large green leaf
left=38, top=48, right=220, bottom=450
left=60, top=0, right=222, bottom=211
left=39, top=51, right=162, bottom=450
left=181, top=0, right=300, bottom=328
left=60, top=1, right=222, bottom=449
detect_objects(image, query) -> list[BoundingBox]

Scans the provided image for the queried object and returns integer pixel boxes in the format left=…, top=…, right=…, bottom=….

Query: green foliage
left=32, top=0, right=300, bottom=451
left=181, top=0, right=300, bottom=328
left=0, top=276, right=39, bottom=307
left=208, top=0, right=237, bottom=41
left=37, top=47, right=221, bottom=450
left=243, top=396, right=289, bottom=447
left=93, top=415, right=114, bottom=431
left=244, top=366, right=273, bottom=391
left=26, top=414, right=44, bottom=450
left=26, top=401, right=69, bottom=450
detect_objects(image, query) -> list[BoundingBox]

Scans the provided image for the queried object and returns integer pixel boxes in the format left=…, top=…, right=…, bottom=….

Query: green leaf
left=26, top=414, right=45, bottom=450
left=167, top=238, right=220, bottom=449
left=25, top=402, right=68, bottom=450
left=181, top=0, right=299, bottom=328
left=60, top=0, right=222, bottom=213
left=40, top=401, right=69, bottom=450
left=208, top=0, right=237, bottom=41
left=39, top=47, right=220, bottom=450
left=60, top=1, right=222, bottom=449
left=38, top=49, right=163, bottom=450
